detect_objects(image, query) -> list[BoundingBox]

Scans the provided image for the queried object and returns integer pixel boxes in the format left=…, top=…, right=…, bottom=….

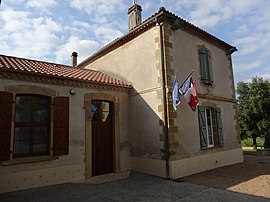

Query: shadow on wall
left=128, top=88, right=169, bottom=161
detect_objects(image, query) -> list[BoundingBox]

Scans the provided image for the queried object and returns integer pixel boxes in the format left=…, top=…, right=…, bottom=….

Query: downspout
left=157, top=20, right=170, bottom=179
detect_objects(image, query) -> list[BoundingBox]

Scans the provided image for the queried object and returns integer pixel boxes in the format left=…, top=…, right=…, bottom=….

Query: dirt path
left=182, top=155, right=270, bottom=198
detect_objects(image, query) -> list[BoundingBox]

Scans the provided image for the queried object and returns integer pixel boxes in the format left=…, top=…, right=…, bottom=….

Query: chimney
left=128, top=1, right=142, bottom=31
left=71, top=51, right=78, bottom=67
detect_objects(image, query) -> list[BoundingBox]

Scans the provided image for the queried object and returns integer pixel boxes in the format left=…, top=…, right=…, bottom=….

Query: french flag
left=179, top=76, right=198, bottom=111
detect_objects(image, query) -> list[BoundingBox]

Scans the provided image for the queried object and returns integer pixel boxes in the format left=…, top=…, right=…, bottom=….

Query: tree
left=237, top=77, right=270, bottom=149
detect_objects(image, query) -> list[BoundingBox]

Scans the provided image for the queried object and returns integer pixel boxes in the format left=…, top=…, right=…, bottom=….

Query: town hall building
left=0, top=3, right=243, bottom=193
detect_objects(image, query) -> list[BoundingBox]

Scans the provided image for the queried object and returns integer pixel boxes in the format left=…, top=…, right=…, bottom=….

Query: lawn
left=242, top=150, right=257, bottom=156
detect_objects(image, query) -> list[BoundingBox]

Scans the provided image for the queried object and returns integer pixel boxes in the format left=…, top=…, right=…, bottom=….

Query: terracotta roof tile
left=0, top=54, right=132, bottom=90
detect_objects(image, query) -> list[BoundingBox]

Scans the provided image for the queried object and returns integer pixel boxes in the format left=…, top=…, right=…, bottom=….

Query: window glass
left=13, top=127, right=30, bottom=155
left=102, top=102, right=111, bottom=123
left=33, top=127, right=48, bottom=153
left=205, top=108, right=214, bottom=147
left=91, top=101, right=112, bottom=123
left=91, top=101, right=100, bottom=121
left=34, top=97, right=50, bottom=122
left=15, top=96, right=32, bottom=122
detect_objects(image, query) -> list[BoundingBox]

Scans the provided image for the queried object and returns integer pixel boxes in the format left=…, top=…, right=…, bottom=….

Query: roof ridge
left=0, top=53, right=71, bottom=68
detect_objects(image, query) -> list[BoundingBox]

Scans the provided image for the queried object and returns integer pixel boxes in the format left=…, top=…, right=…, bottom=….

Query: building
left=0, top=3, right=243, bottom=193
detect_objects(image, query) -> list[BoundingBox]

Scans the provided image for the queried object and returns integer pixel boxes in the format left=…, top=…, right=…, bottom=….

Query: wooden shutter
left=0, top=91, right=13, bottom=161
left=215, top=107, right=224, bottom=147
left=198, top=106, right=208, bottom=150
left=53, top=97, right=69, bottom=156
left=199, top=49, right=212, bottom=85
left=208, top=53, right=213, bottom=84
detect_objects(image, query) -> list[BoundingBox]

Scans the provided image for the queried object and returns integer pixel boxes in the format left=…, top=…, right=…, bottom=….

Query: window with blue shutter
left=198, top=106, right=224, bottom=149
left=199, top=48, right=213, bottom=85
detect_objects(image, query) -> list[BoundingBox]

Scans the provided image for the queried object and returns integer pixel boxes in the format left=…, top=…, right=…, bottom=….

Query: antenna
left=133, top=0, right=137, bottom=5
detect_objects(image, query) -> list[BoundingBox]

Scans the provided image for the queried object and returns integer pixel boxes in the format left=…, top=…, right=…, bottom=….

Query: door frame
left=84, top=93, right=120, bottom=179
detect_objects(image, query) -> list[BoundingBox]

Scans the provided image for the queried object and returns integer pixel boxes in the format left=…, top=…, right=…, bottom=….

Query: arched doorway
left=91, top=100, right=114, bottom=176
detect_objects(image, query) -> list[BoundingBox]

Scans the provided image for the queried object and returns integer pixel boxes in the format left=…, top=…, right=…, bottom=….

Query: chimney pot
left=71, top=51, right=78, bottom=67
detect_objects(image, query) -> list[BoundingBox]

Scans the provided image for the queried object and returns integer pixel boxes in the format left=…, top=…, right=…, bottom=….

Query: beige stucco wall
left=0, top=79, right=131, bottom=193
left=171, top=29, right=235, bottom=99
left=84, top=26, right=166, bottom=176
left=170, top=148, right=243, bottom=179
left=167, top=27, right=242, bottom=165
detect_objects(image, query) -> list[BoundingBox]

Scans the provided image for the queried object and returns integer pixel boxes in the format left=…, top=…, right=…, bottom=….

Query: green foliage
left=237, top=77, right=270, bottom=148
left=241, top=137, right=264, bottom=147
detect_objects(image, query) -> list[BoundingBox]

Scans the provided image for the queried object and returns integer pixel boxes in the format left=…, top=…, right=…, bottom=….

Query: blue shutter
left=215, top=107, right=224, bottom=147
left=208, top=53, right=213, bottom=85
left=199, top=48, right=213, bottom=85
left=198, top=106, right=208, bottom=150
left=199, top=49, right=208, bottom=84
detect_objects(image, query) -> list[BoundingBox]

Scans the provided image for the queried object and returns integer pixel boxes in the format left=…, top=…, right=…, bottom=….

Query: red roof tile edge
left=0, top=54, right=132, bottom=91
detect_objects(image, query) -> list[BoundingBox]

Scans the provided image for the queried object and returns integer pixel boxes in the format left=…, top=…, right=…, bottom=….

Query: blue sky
left=0, top=0, right=270, bottom=85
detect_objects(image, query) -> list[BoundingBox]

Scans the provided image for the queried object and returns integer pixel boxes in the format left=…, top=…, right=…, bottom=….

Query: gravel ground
left=182, top=155, right=270, bottom=199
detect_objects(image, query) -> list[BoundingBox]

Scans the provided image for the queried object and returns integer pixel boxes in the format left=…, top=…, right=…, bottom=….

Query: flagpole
left=179, top=70, right=194, bottom=88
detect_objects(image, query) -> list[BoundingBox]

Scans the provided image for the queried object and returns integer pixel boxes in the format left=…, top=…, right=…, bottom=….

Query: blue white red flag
left=179, top=75, right=198, bottom=111
left=172, top=75, right=180, bottom=110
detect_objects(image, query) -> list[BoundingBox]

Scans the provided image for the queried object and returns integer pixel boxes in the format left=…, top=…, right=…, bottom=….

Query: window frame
left=13, top=94, right=51, bottom=158
left=205, top=108, right=214, bottom=148
left=198, top=105, right=224, bottom=150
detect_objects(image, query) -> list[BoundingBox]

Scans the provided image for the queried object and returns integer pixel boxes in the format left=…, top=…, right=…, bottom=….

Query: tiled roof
left=0, top=54, right=132, bottom=91
left=78, top=7, right=236, bottom=68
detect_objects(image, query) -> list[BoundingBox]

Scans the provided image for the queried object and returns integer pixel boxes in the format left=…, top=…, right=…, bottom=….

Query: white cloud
left=26, top=0, right=56, bottom=9
left=0, top=9, right=30, bottom=32
left=55, top=37, right=102, bottom=64
left=94, top=26, right=123, bottom=44
left=68, top=0, right=126, bottom=23
left=234, top=61, right=263, bottom=73
left=0, top=8, right=62, bottom=60
left=260, top=71, right=270, bottom=80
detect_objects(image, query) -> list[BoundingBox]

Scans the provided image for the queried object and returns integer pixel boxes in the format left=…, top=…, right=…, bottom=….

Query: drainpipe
left=157, top=20, right=170, bottom=179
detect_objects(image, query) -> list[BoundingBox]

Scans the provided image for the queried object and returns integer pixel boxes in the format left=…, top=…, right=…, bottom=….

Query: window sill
left=1, top=156, right=59, bottom=166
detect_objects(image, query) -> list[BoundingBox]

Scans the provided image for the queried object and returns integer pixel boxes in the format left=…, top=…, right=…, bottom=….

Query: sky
left=0, top=0, right=270, bottom=85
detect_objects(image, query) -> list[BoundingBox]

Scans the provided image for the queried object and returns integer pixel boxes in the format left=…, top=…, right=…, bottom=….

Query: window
left=91, top=101, right=113, bottom=123
left=205, top=108, right=214, bottom=147
left=199, top=47, right=213, bottom=85
left=198, top=106, right=224, bottom=150
left=0, top=91, right=69, bottom=161
left=14, top=95, right=50, bottom=157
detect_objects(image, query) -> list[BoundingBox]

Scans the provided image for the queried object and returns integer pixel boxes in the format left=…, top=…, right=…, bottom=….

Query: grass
left=241, top=137, right=265, bottom=147
left=243, top=150, right=257, bottom=156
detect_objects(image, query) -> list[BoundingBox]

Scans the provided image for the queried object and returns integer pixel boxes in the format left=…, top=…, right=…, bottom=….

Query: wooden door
left=91, top=101, right=113, bottom=176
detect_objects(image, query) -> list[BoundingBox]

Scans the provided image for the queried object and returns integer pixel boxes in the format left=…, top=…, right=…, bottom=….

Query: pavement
left=0, top=172, right=269, bottom=202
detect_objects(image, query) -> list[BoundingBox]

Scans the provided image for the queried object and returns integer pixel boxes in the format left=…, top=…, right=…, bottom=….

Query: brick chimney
left=71, top=51, right=78, bottom=67
left=128, top=1, right=142, bottom=31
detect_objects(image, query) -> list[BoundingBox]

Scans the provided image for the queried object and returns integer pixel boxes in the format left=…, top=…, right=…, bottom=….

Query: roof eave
left=0, top=68, right=133, bottom=92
